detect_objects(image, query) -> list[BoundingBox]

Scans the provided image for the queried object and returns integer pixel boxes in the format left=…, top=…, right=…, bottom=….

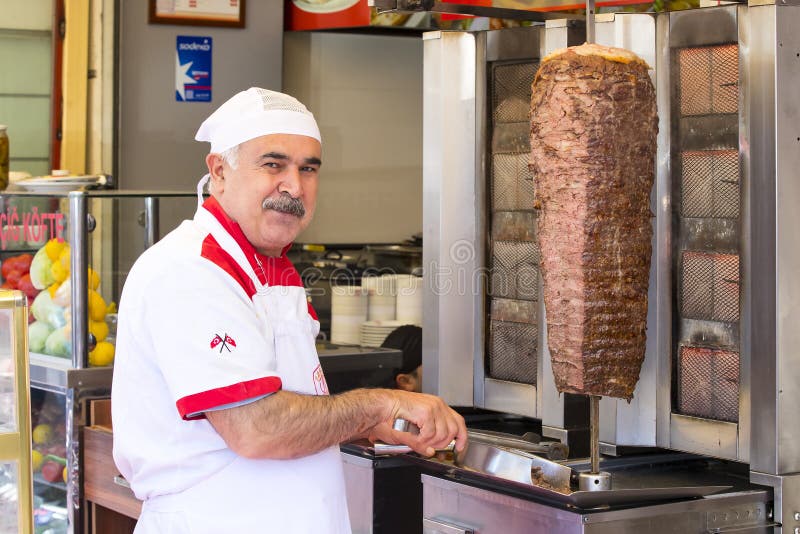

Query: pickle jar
left=0, top=125, right=8, bottom=190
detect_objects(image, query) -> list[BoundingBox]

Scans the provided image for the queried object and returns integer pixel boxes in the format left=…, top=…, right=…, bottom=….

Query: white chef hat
left=195, top=87, right=321, bottom=153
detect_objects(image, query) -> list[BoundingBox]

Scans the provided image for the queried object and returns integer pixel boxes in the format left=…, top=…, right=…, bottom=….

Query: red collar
left=201, top=196, right=293, bottom=286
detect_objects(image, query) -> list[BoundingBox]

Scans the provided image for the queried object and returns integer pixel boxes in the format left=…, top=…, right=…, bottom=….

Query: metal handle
left=113, top=475, right=131, bottom=489
left=705, top=524, right=781, bottom=533
left=373, top=418, right=454, bottom=455
left=423, top=518, right=474, bottom=534
left=373, top=440, right=456, bottom=455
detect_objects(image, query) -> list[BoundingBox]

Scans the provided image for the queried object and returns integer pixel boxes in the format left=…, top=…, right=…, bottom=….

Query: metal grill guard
left=674, top=41, right=741, bottom=424
left=678, top=345, right=740, bottom=422
left=678, top=45, right=738, bottom=116
left=487, top=61, right=540, bottom=386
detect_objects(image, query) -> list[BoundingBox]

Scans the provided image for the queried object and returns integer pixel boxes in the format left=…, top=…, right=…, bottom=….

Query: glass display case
left=0, top=290, right=34, bottom=534
left=0, top=190, right=197, bottom=533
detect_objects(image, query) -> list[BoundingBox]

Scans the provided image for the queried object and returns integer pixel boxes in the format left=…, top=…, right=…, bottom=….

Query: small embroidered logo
left=312, top=364, right=329, bottom=395
left=210, top=333, right=236, bottom=353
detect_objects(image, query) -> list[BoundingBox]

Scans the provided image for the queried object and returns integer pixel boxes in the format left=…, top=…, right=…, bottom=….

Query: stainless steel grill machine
left=420, top=2, right=800, bottom=531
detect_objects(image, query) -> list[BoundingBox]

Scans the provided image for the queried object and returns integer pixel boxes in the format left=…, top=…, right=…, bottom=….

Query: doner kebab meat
left=529, top=43, right=658, bottom=400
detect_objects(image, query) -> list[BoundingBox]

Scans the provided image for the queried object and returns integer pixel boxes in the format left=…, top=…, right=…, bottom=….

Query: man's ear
left=206, top=153, right=225, bottom=194
left=396, top=373, right=415, bottom=392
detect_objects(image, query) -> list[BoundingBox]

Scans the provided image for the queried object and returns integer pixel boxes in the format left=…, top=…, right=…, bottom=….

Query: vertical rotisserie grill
left=674, top=43, right=741, bottom=424
left=487, top=61, right=540, bottom=386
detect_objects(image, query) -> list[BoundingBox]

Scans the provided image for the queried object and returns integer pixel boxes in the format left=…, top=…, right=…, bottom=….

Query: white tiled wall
left=284, top=32, right=423, bottom=245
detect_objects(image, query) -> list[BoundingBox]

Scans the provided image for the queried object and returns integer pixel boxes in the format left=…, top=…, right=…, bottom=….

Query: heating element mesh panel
left=681, top=251, right=740, bottom=323
left=674, top=42, right=741, bottom=424
left=678, top=345, right=739, bottom=422
left=489, top=319, right=538, bottom=383
left=492, top=62, right=537, bottom=123
left=492, top=153, right=535, bottom=212
left=487, top=61, right=539, bottom=386
left=681, top=150, right=740, bottom=219
left=678, top=44, right=738, bottom=116
left=491, top=240, right=540, bottom=301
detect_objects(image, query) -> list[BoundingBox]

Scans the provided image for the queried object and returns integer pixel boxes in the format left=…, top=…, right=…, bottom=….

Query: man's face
left=208, top=134, right=321, bottom=256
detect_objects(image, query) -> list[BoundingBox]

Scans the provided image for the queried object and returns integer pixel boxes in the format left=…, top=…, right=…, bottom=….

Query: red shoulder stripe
left=201, top=234, right=256, bottom=299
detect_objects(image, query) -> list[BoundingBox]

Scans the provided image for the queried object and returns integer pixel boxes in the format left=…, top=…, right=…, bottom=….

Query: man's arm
left=205, top=388, right=466, bottom=460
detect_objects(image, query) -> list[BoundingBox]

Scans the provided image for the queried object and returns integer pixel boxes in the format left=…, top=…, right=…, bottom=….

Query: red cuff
left=175, top=376, right=282, bottom=420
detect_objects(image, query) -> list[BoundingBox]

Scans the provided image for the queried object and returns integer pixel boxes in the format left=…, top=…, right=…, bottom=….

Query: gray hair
left=219, top=144, right=240, bottom=169
left=207, top=144, right=239, bottom=196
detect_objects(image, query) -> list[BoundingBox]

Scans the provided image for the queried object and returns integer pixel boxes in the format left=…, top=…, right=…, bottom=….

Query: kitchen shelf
left=29, top=352, right=112, bottom=394
left=33, top=472, right=66, bottom=492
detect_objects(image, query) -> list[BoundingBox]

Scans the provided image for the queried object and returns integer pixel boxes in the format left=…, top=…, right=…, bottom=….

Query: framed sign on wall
left=150, top=0, right=246, bottom=28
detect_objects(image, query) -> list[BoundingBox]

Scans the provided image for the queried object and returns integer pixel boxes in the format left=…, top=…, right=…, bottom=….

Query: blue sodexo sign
left=176, top=36, right=212, bottom=102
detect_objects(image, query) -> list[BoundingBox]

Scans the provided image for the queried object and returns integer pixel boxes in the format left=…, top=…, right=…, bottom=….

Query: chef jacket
left=111, top=193, right=350, bottom=533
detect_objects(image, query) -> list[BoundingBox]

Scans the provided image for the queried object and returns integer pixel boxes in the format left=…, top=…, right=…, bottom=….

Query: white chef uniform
left=111, top=189, right=350, bottom=533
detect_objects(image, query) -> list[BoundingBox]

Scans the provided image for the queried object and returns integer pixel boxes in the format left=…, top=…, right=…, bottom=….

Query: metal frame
left=0, top=291, right=34, bottom=534
left=0, top=189, right=192, bottom=534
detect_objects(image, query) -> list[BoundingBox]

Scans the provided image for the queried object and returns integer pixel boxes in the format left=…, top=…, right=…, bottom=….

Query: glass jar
left=0, top=125, right=8, bottom=191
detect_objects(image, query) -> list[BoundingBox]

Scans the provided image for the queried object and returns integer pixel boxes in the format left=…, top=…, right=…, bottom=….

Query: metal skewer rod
left=586, top=0, right=596, bottom=44
left=590, top=395, right=600, bottom=474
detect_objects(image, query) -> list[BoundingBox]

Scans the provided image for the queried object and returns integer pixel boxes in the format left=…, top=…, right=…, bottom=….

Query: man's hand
left=368, top=390, right=467, bottom=457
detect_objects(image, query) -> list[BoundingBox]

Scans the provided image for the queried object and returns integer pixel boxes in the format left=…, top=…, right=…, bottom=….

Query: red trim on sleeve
left=307, top=302, right=318, bottom=321
left=176, top=376, right=283, bottom=421
left=201, top=234, right=256, bottom=299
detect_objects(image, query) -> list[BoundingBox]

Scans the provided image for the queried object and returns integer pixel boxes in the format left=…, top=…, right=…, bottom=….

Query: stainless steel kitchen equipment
left=422, top=1, right=800, bottom=530
left=422, top=472, right=769, bottom=534
left=423, top=20, right=589, bottom=454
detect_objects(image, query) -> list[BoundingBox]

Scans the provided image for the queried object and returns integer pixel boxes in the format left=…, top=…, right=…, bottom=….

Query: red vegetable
left=1, top=254, right=32, bottom=278
left=15, top=254, right=33, bottom=273
left=5, top=269, right=22, bottom=288
left=41, top=461, right=63, bottom=483
left=17, top=274, right=38, bottom=300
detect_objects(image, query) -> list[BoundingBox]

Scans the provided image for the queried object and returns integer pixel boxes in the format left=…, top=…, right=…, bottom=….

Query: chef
left=111, top=88, right=467, bottom=533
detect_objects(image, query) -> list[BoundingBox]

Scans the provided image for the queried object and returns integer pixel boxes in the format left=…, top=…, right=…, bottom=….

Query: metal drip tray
left=408, top=453, right=736, bottom=509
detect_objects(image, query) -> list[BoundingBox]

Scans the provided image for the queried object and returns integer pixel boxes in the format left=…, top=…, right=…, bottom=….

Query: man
left=381, top=324, right=423, bottom=392
left=111, top=88, right=466, bottom=533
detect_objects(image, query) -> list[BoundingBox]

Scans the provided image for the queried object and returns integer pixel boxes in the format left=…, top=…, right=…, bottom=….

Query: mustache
left=261, top=192, right=306, bottom=218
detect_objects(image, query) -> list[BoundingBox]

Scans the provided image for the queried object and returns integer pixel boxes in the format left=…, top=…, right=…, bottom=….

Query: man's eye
left=300, top=166, right=318, bottom=173
left=264, top=162, right=280, bottom=169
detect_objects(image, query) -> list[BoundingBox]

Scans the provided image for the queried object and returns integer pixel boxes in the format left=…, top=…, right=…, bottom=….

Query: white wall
left=283, top=32, right=423, bottom=245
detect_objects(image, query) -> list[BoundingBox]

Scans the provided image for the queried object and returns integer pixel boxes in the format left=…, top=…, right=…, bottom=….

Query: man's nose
left=277, top=165, right=302, bottom=197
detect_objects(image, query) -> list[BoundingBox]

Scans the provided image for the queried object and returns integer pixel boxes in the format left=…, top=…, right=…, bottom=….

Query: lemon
left=44, top=239, right=66, bottom=262
left=88, top=290, right=107, bottom=322
left=50, top=260, right=69, bottom=283
left=62, top=465, right=68, bottom=483
left=31, top=450, right=43, bottom=471
left=47, top=281, right=61, bottom=298
left=32, top=424, right=52, bottom=445
left=89, top=319, right=109, bottom=342
left=89, top=341, right=115, bottom=367
left=106, top=301, right=117, bottom=315
left=88, top=268, right=100, bottom=290
left=58, top=247, right=70, bottom=270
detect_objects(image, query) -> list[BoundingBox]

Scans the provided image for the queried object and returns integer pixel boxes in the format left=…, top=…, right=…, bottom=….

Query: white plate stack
left=331, top=285, right=368, bottom=345
left=362, top=275, right=397, bottom=321
left=360, top=320, right=404, bottom=348
left=395, top=274, right=423, bottom=326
